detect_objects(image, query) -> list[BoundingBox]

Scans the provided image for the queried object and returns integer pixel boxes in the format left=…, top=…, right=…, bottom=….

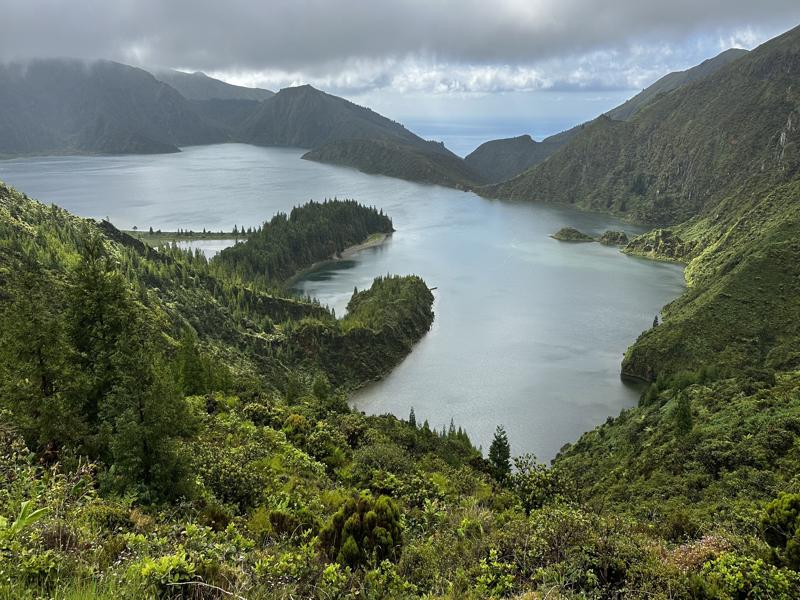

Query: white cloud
left=2, top=0, right=798, bottom=97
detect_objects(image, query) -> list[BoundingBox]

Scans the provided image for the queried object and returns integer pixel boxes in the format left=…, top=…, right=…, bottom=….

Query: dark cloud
left=2, top=1, right=799, bottom=69
left=2, top=1, right=799, bottom=94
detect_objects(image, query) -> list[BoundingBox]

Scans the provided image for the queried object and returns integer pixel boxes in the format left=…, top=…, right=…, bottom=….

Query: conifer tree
left=489, top=425, right=511, bottom=482
left=0, top=265, right=85, bottom=452
left=177, top=328, right=207, bottom=395
left=675, top=393, right=693, bottom=436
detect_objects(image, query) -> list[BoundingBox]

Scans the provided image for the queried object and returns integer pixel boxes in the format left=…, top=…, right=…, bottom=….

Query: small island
left=551, top=227, right=594, bottom=242
left=598, top=230, right=629, bottom=245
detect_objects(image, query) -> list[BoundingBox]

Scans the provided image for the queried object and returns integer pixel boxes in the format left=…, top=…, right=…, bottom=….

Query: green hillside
left=464, top=49, right=747, bottom=185
left=5, top=22, right=800, bottom=600
left=464, top=134, right=562, bottom=184
left=303, top=138, right=483, bottom=188
left=0, top=59, right=226, bottom=156
left=483, top=25, right=800, bottom=225
left=605, top=48, right=749, bottom=121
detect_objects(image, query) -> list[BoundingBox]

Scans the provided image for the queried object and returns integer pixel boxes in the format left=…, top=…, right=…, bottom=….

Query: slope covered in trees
left=240, top=85, right=482, bottom=187
left=213, top=198, right=394, bottom=286
left=0, top=59, right=226, bottom=156
left=303, top=138, right=483, bottom=188
left=463, top=134, right=558, bottom=184
left=463, top=48, right=747, bottom=185
left=482, top=25, right=800, bottom=225
left=535, top=26, right=800, bottom=599
left=240, top=85, right=431, bottom=151
left=4, top=169, right=800, bottom=597
left=604, top=48, right=749, bottom=121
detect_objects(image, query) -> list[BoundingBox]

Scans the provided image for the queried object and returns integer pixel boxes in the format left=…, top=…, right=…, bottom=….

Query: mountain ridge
left=481, top=24, right=800, bottom=224
left=465, top=47, right=751, bottom=185
left=150, top=68, right=274, bottom=101
left=0, top=58, right=227, bottom=156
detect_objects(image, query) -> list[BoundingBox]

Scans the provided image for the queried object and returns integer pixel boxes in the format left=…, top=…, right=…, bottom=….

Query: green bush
left=319, top=492, right=403, bottom=568
left=701, top=552, right=800, bottom=599
left=139, top=550, right=197, bottom=593
left=762, top=492, right=800, bottom=569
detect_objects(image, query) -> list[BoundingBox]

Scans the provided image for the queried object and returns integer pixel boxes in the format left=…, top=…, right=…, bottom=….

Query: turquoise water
left=0, top=144, right=685, bottom=459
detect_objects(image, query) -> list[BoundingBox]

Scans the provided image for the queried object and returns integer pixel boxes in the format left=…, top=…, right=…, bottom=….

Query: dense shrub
left=319, top=492, right=403, bottom=568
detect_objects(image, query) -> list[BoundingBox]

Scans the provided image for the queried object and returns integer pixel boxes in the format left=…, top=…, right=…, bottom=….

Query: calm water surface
left=0, top=144, right=685, bottom=459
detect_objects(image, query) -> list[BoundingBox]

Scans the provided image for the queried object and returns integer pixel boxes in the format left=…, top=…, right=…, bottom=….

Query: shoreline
left=284, top=231, right=392, bottom=287
left=339, top=231, right=391, bottom=259
left=125, top=230, right=247, bottom=246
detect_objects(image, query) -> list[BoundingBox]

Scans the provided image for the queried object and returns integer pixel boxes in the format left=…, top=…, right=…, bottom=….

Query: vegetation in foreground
left=2, top=178, right=800, bottom=599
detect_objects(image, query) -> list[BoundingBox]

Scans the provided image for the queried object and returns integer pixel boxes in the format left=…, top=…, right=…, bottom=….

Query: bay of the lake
left=0, top=143, right=685, bottom=460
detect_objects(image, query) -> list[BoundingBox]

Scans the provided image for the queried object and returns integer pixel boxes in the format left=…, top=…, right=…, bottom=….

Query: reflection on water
left=174, top=239, right=240, bottom=258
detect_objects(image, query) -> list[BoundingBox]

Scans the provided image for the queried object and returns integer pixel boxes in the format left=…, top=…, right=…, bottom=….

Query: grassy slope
left=606, top=48, right=749, bottom=121
left=556, top=369, right=800, bottom=533
left=464, top=49, right=748, bottom=187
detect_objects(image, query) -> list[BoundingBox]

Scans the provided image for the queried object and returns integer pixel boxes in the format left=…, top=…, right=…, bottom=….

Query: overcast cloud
left=2, top=1, right=799, bottom=98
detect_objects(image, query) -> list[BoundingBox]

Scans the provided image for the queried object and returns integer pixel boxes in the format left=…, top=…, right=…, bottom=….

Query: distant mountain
left=464, top=134, right=568, bottom=184
left=605, top=47, right=749, bottom=121
left=188, top=98, right=263, bottom=131
left=0, top=59, right=225, bottom=156
left=482, top=25, right=800, bottom=224
left=151, top=69, right=274, bottom=102
left=241, top=84, right=430, bottom=149
left=0, top=61, right=483, bottom=186
left=241, top=84, right=482, bottom=185
left=466, top=48, right=750, bottom=184
left=303, top=138, right=482, bottom=188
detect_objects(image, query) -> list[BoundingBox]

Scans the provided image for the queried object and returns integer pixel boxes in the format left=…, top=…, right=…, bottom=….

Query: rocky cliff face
left=623, top=229, right=697, bottom=261
left=598, top=230, right=629, bottom=245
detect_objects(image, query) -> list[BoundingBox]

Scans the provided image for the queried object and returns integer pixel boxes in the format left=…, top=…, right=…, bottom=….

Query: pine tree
left=103, top=318, right=196, bottom=500
left=177, top=328, right=207, bottom=395
left=312, top=374, right=331, bottom=401
left=67, top=228, right=195, bottom=497
left=408, top=407, right=417, bottom=428
left=0, top=265, right=85, bottom=452
left=675, top=393, right=693, bottom=436
left=653, top=315, right=660, bottom=328
left=68, top=230, right=135, bottom=427
left=489, top=425, right=511, bottom=482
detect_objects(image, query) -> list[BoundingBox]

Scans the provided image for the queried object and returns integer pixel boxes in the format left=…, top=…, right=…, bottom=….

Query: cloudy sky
left=3, top=1, right=800, bottom=151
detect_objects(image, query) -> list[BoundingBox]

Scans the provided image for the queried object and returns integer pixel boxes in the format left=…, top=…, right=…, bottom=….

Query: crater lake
left=0, top=143, right=685, bottom=459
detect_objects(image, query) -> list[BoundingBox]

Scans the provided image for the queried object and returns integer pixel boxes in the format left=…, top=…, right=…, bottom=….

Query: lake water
left=0, top=144, right=685, bottom=460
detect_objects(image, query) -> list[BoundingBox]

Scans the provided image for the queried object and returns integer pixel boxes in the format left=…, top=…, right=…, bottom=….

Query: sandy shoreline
left=284, top=231, right=392, bottom=287
left=339, top=231, right=391, bottom=259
